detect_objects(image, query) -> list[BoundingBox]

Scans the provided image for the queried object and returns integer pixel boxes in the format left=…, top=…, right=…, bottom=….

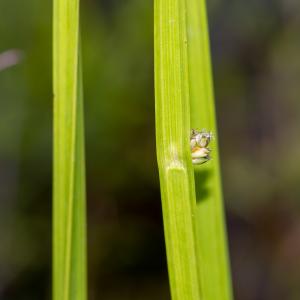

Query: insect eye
left=196, top=134, right=209, bottom=148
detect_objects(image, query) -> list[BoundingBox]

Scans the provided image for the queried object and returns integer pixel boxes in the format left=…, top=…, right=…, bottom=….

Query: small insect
left=190, top=129, right=213, bottom=165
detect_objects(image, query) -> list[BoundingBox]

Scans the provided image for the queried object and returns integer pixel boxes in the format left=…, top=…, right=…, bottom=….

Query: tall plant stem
left=53, top=0, right=87, bottom=298
left=187, top=0, right=233, bottom=299
left=154, top=0, right=201, bottom=299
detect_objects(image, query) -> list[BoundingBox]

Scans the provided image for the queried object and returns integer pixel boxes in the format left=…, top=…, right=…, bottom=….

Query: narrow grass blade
left=53, top=0, right=87, bottom=298
left=186, top=0, right=233, bottom=299
left=154, top=0, right=201, bottom=299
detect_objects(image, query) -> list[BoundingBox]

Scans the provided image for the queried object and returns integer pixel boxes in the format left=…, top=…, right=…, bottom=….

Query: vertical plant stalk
left=154, top=0, right=201, bottom=299
left=53, top=0, right=87, bottom=298
left=187, top=0, right=233, bottom=299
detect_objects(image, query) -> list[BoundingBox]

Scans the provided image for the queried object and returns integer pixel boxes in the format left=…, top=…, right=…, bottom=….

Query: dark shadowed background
left=1, top=0, right=300, bottom=299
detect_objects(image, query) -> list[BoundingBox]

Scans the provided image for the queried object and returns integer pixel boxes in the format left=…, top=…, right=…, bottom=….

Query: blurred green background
left=1, top=0, right=300, bottom=299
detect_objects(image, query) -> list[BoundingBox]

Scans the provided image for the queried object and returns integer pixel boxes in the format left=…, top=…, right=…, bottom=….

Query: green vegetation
left=155, top=0, right=232, bottom=299
left=1, top=0, right=298, bottom=299
left=154, top=0, right=200, bottom=298
left=187, top=1, right=233, bottom=300
left=53, top=0, right=87, bottom=299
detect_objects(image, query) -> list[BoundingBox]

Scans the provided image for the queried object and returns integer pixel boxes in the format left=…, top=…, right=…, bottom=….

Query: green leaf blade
left=154, top=0, right=201, bottom=299
left=186, top=0, right=233, bottom=299
left=53, top=0, right=87, bottom=299
left=155, top=0, right=233, bottom=298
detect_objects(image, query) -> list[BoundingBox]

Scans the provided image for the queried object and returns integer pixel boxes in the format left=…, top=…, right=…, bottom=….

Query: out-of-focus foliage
left=1, top=0, right=300, bottom=299
left=210, top=1, right=300, bottom=299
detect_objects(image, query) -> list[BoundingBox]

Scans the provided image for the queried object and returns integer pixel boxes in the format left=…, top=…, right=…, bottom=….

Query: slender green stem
left=154, top=0, right=201, bottom=299
left=155, top=0, right=232, bottom=299
left=187, top=0, right=233, bottom=299
left=53, top=0, right=87, bottom=298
